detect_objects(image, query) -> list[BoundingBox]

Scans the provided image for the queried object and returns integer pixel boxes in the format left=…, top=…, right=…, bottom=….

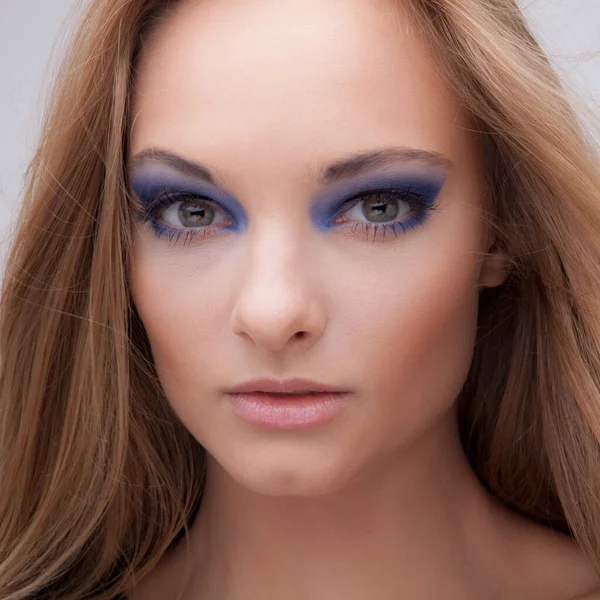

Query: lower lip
left=226, top=392, right=353, bottom=429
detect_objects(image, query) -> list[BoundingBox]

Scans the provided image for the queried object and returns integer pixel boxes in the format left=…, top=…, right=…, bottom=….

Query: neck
left=182, top=410, right=515, bottom=599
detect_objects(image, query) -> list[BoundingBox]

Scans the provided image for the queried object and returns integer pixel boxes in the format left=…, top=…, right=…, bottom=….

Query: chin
left=213, top=442, right=359, bottom=498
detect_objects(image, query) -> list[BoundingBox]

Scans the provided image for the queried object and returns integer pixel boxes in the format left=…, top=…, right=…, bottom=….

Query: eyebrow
left=127, top=146, right=453, bottom=187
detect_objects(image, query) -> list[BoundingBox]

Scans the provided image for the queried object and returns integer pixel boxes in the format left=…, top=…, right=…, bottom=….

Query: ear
left=478, top=246, right=508, bottom=288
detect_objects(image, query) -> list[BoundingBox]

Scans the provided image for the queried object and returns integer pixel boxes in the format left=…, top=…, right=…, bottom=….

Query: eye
left=327, top=187, right=439, bottom=243
left=330, top=187, right=436, bottom=237
left=159, top=196, right=231, bottom=229
left=337, top=192, right=414, bottom=225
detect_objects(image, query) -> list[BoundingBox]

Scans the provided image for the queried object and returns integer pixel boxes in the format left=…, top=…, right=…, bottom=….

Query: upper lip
left=227, top=378, right=351, bottom=394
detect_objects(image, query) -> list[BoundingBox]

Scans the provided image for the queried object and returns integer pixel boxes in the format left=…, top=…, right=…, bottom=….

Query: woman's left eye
left=331, top=190, right=436, bottom=239
left=337, top=192, right=412, bottom=224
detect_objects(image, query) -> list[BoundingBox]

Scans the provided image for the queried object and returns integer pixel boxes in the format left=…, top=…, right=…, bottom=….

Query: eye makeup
left=127, top=162, right=447, bottom=246
left=128, top=167, right=248, bottom=242
left=309, top=171, right=445, bottom=237
left=129, top=167, right=248, bottom=226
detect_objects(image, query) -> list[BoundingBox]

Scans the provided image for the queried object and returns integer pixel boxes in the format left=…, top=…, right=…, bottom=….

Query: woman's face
left=127, top=0, right=505, bottom=496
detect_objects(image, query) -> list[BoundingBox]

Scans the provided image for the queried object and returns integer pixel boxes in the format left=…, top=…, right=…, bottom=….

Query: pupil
left=179, top=200, right=214, bottom=227
left=362, top=195, right=400, bottom=223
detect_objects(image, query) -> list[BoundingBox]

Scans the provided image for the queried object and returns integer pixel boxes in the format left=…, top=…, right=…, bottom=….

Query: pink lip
left=227, top=377, right=351, bottom=395
left=226, top=392, right=353, bottom=429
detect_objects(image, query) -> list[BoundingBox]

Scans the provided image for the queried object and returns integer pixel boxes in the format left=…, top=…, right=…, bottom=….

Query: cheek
left=128, top=236, right=231, bottom=398
left=360, top=268, right=479, bottom=425
left=333, top=227, right=483, bottom=447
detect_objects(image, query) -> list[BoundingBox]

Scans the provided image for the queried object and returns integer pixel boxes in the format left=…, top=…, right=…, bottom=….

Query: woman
left=1, top=0, right=600, bottom=597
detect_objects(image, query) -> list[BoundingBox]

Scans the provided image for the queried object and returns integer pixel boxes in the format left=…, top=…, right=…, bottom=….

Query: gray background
left=1, top=0, right=599, bottom=267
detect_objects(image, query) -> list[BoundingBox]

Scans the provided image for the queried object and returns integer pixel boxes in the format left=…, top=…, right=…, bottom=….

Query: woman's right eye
left=159, top=197, right=231, bottom=230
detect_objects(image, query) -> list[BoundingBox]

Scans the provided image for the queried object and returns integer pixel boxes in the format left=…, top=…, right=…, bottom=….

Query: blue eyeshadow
left=128, top=165, right=446, bottom=238
left=309, top=172, right=447, bottom=232
left=129, top=168, right=248, bottom=232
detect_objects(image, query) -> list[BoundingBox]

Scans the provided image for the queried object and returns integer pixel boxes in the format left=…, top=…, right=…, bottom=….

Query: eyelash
left=132, top=186, right=439, bottom=247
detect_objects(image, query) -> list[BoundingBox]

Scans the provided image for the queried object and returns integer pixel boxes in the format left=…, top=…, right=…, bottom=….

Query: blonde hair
left=1, top=0, right=600, bottom=597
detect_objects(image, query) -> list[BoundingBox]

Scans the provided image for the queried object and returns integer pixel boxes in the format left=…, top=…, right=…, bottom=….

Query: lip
left=227, top=377, right=352, bottom=395
left=226, top=391, right=353, bottom=429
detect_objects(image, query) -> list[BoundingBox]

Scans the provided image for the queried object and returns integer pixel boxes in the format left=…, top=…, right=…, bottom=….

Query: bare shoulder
left=533, top=532, right=600, bottom=600
left=522, top=526, right=600, bottom=600
left=490, top=502, right=600, bottom=600
left=571, top=592, right=600, bottom=600
left=571, top=593, right=600, bottom=600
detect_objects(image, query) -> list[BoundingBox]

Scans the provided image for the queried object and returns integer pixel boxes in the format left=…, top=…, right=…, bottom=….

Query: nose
left=230, top=228, right=326, bottom=353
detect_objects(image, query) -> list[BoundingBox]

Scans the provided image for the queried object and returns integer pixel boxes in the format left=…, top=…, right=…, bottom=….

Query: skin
left=126, top=0, right=600, bottom=597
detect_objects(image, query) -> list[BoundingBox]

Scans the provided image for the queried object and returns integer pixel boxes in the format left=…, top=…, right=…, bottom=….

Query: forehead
left=129, top=0, right=475, bottom=183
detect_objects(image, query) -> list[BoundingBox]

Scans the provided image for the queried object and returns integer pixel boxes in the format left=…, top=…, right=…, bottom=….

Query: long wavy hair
left=1, top=0, right=600, bottom=597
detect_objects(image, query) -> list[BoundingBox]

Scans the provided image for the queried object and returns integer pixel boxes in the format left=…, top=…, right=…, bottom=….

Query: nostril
left=295, top=331, right=307, bottom=339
